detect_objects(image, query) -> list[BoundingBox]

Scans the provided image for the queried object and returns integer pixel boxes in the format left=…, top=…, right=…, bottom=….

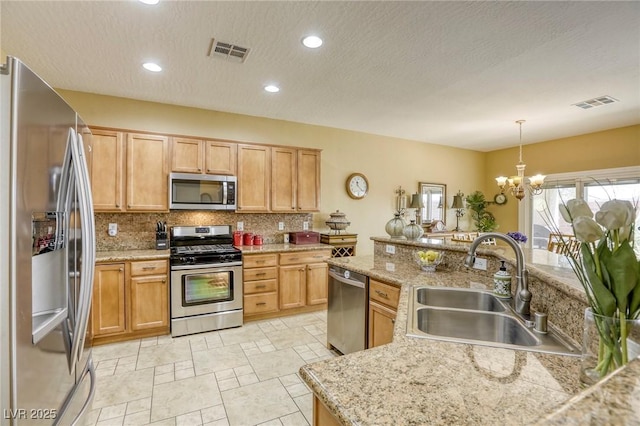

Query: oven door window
left=182, top=271, right=233, bottom=306
left=172, top=180, right=224, bottom=205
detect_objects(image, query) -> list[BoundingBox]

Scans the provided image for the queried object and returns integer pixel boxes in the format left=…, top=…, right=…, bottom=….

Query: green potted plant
left=465, top=191, right=498, bottom=232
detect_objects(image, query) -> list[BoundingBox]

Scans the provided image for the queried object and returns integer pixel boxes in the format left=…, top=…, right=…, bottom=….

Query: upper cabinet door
left=89, top=129, right=124, bottom=212
left=271, top=147, right=297, bottom=212
left=126, top=133, right=169, bottom=211
left=297, top=150, right=321, bottom=212
left=205, top=140, right=237, bottom=175
left=237, top=144, right=270, bottom=212
left=171, top=137, right=204, bottom=173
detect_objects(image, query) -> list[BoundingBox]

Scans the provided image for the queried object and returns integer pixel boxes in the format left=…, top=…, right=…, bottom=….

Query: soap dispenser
left=493, top=261, right=511, bottom=298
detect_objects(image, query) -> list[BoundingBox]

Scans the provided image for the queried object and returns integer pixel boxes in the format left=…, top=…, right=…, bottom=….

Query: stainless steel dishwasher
left=327, top=265, right=368, bottom=355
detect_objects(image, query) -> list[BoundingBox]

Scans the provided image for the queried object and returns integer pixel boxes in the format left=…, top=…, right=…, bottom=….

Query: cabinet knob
left=115, top=204, right=120, bottom=208
left=256, top=302, right=267, bottom=306
left=162, top=279, right=166, bottom=283
left=119, top=268, right=123, bottom=272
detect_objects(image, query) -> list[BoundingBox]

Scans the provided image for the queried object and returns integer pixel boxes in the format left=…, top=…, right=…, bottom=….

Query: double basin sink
left=407, top=287, right=579, bottom=356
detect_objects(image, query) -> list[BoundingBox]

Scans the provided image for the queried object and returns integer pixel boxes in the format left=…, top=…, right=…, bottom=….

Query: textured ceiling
left=1, top=1, right=639, bottom=151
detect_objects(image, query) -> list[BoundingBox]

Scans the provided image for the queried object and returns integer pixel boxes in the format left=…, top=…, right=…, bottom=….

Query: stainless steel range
left=170, top=225, right=243, bottom=337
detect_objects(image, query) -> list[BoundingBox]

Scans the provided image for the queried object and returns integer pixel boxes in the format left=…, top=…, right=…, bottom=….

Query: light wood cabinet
left=88, top=128, right=168, bottom=212
left=171, top=138, right=237, bottom=175
left=92, top=259, right=169, bottom=345
left=171, top=137, right=204, bottom=173
left=313, top=396, right=341, bottom=426
left=297, top=149, right=321, bottom=212
left=130, top=260, right=168, bottom=331
left=237, top=144, right=271, bottom=212
left=279, top=265, right=307, bottom=309
left=279, top=250, right=331, bottom=310
left=368, top=302, right=397, bottom=349
left=243, top=254, right=279, bottom=316
left=91, top=263, right=126, bottom=337
left=126, top=133, right=169, bottom=211
left=367, top=279, right=400, bottom=349
left=88, top=129, right=124, bottom=211
left=271, top=147, right=320, bottom=212
left=205, top=140, right=237, bottom=175
left=271, top=147, right=297, bottom=212
left=306, top=262, right=329, bottom=305
left=243, top=250, right=330, bottom=321
left=238, top=143, right=321, bottom=213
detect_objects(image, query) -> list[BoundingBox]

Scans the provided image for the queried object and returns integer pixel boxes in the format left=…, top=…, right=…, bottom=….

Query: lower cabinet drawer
left=369, top=279, right=400, bottom=309
left=279, top=250, right=332, bottom=266
left=245, top=279, right=277, bottom=295
left=244, top=293, right=279, bottom=315
left=244, top=267, right=277, bottom=281
left=130, top=259, right=168, bottom=277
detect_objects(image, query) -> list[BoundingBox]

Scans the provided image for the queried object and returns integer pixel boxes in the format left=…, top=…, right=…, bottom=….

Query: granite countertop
left=300, top=251, right=640, bottom=425
left=236, top=243, right=333, bottom=254
left=96, top=243, right=332, bottom=262
left=96, top=249, right=170, bottom=262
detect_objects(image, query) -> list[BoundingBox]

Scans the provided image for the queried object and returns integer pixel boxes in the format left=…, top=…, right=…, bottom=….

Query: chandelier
left=495, top=120, right=545, bottom=201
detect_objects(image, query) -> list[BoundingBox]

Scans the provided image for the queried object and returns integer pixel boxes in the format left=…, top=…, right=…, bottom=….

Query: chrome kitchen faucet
left=464, top=233, right=532, bottom=323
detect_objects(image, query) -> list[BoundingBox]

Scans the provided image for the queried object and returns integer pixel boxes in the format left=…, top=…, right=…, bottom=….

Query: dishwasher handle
left=328, top=270, right=366, bottom=289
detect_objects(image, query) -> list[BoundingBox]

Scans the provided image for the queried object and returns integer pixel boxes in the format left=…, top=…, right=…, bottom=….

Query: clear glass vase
left=580, top=308, right=640, bottom=386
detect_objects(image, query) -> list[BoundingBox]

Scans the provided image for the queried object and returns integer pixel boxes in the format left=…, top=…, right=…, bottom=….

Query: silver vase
left=385, top=213, right=406, bottom=239
left=403, top=220, right=424, bottom=240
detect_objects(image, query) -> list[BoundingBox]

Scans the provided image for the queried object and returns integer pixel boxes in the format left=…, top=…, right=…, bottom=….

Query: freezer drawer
left=327, top=266, right=368, bottom=355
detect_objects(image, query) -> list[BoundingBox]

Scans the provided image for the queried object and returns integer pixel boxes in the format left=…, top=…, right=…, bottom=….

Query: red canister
left=253, top=235, right=263, bottom=245
left=243, top=232, right=254, bottom=246
left=233, top=231, right=243, bottom=246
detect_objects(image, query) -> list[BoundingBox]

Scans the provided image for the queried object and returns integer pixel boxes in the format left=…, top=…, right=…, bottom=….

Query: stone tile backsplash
left=95, top=212, right=313, bottom=251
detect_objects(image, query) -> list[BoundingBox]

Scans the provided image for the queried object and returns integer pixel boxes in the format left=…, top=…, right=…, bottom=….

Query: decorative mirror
left=418, top=182, right=446, bottom=228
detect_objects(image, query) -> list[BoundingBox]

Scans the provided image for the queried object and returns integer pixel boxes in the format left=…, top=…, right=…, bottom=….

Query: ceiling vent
left=572, top=95, right=618, bottom=110
left=207, top=38, right=250, bottom=63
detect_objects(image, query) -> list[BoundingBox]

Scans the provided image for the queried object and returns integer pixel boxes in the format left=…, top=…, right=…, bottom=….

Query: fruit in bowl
left=414, top=250, right=444, bottom=272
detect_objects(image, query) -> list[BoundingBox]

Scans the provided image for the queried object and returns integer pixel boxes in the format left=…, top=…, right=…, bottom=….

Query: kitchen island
left=299, top=238, right=640, bottom=425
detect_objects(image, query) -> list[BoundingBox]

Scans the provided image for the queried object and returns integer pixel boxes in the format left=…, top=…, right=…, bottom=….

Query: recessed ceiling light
left=143, top=62, right=162, bottom=72
left=264, top=85, right=280, bottom=93
left=139, top=0, right=159, bottom=4
left=302, top=35, right=323, bottom=49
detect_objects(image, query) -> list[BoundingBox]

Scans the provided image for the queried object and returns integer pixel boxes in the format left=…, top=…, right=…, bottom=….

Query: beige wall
left=485, top=125, right=640, bottom=232
left=59, top=90, right=485, bottom=255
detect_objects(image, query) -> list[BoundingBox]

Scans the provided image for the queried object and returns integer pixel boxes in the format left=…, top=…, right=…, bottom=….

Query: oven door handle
left=171, top=261, right=243, bottom=271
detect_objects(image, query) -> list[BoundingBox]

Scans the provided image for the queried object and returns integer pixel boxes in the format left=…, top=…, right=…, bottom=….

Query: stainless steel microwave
left=169, top=173, right=236, bottom=210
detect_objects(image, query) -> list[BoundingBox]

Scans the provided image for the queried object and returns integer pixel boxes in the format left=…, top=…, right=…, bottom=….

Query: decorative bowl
left=326, top=210, right=351, bottom=232
left=414, top=250, right=444, bottom=273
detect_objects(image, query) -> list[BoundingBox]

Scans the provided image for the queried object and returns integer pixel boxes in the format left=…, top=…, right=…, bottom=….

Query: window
left=521, top=166, right=640, bottom=256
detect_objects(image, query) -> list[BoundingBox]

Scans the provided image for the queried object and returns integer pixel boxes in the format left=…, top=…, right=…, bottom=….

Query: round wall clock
left=346, top=173, right=369, bottom=199
left=494, top=193, right=508, bottom=205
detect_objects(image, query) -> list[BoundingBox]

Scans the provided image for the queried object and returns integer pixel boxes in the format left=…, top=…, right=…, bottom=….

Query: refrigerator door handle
left=67, top=128, right=95, bottom=368
left=69, top=361, right=96, bottom=426
left=71, top=131, right=95, bottom=363
left=53, top=360, right=96, bottom=426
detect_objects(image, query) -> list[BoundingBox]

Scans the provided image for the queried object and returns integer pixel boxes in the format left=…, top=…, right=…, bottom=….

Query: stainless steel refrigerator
left=1, top=57, right=96, bottom=425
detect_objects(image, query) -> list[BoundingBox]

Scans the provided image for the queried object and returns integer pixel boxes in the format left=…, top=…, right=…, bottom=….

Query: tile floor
left=85, top=311, right=336, bottom=426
